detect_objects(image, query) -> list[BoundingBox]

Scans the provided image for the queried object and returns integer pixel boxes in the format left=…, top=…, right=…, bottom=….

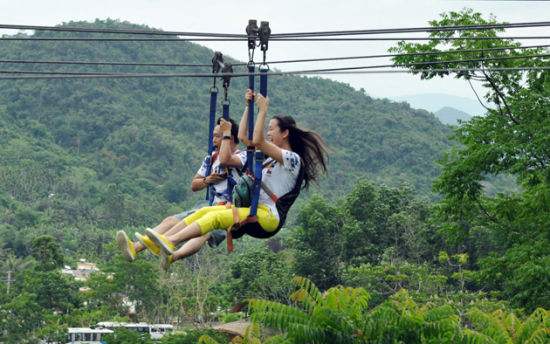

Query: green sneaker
left=160, top=253, right=174, bottom=272
left=145, top=228, right=175, bottom=255
left=135, top=231, right=160, bottom=256
left=116, top=231, right=136, bottom=262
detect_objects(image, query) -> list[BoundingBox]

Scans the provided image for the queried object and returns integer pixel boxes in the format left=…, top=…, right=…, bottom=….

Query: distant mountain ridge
left=393, top=93, right=486, bottom=117
left=435, top=106, right=472, bottom=125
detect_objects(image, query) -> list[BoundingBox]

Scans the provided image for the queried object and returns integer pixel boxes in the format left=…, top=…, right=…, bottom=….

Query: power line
left=0, top=69, right=127, bottom=76
left=272, top=21, right=550, bottom=38
left=1, top=53, right=545, bottom=77
left=0, top=21, right=549, bottom=38
left=0, top=58, right=212, bottom=68
left=1, top=44, right=546, bottom=68
left=0, top=37, right=236, bottom=42
left=270, top=36, right=550, bottom=41
left=0, top=23, right=245, bottom=38
left=264, top=44, right=550, bottom=65
left=311, top=67, right=549, bottom=75
left=0, top=67, right=545, bottom=80
left=1, top=36, right=548, bottom=42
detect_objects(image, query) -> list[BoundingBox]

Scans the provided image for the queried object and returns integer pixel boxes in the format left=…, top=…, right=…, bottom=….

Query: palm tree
left=0, top=249, right=32, bottom=295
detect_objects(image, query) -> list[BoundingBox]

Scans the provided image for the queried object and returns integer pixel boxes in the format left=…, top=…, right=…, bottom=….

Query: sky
left=0, top=0, right=548, bottom=102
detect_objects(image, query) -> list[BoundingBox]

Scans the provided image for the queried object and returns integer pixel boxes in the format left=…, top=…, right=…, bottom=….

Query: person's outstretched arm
left=252, top=94, right=284, bottom=164
left=238, top=89, right=253, bottom=147
left=219, top=119, right=245, bottom=168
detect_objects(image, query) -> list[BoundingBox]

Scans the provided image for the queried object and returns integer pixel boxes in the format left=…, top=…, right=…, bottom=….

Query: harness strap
left=245, top=62, right=255, bottom=173
left=206, top=53, right=223, bottom=203
left=226, top=205, right=241, bottom=253
left=259, top=159, right=278, bottom=202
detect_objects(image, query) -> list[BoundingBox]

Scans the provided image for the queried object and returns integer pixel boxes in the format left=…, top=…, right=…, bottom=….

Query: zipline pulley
left=211, top=51, right=224, bottom=88
left=259, top=21, right=271, bottom=64
left=222, top=63, right=233, bottom=102
left=246, top=19, right=259, bottom=61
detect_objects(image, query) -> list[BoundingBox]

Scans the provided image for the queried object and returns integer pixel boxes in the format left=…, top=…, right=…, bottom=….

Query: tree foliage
left=391, top=8, right=550, bottom=310
left=248, top=277, right=550, bottom=344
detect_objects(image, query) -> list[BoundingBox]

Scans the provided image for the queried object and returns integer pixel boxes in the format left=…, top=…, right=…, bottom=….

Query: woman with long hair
left=147, top=89, right=328, bottom=270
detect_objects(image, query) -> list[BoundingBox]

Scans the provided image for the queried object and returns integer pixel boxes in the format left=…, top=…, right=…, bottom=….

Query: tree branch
left=467, top=79, right=491, bottom=113
left=481, top=69, right=519, bottom=125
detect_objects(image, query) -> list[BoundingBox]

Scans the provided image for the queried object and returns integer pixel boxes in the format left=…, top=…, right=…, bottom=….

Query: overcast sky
left=0, top=0, right=548, bottom=101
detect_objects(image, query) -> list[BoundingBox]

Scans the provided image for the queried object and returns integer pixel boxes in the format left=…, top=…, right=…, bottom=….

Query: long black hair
left=272, top=115, right=328, bottom=189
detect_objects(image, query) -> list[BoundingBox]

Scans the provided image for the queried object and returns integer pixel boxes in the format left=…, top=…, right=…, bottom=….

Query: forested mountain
left=1, top=11, right=548, bottom=343
left=0, top=19, right=452, bottom=253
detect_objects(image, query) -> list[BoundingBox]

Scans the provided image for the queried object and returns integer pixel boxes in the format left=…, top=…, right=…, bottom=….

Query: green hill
left=0, top=19, right=453, bottom=252
left=435, top=106, right=472, bottom=125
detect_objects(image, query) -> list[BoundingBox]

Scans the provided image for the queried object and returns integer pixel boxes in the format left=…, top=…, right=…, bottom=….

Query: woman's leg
left=160, top=233, right=212, bottom=271
left=163, top=205, right=278, bottom=248
left=155, top=205, right=279, bottom=269
left=117, top=214, right=180, bottom=260
left=134, top=215, right=179, bottom=253
left=172, top=234, right=210, bottom=260
left=161, top=205, right=227, bottom=239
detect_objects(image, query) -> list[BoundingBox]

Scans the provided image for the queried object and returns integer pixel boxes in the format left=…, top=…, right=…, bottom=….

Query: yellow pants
left=183, top=204, right=279, bottom=235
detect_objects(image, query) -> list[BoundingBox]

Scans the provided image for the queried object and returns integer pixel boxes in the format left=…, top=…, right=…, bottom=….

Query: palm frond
left=198, top=335, right=221, bottom=344
left=468, top=308, right=512, bottom=344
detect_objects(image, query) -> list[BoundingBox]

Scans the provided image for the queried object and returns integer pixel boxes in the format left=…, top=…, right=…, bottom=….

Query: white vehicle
left=149, top=324, right=175, bottom=340
left=67, top=327, right=113, bottom=343
left=95, top=321, right=174, bottom=340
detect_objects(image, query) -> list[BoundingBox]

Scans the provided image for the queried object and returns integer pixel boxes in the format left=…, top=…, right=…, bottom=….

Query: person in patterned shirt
left=147, top=90, right=328, bottom=271
left=116, top=117, right=245, bottom=262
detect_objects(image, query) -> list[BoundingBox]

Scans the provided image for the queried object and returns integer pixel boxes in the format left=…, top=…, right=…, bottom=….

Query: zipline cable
left=1, top=35, right=549, bottom=42
left=0, top=44, right=547, bottom=68
left=0, top=53, right=545, bottom=76
left=0, top=67, right=546, bottom=80
left=0, top=23, right=245, bottom=37
left=270, top=36, right=550, bottom=41
left=271, top=21, right=550, bottom=38
left=1, top=21, right=549, bottom=38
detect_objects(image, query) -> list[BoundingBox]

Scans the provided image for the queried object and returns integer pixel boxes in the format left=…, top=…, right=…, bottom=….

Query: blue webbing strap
left=246, top=62, right=255, bottom=173
left=249, top=151, right=263, bottom=216
left=205, top=87, right=218, bottom=204
left=222, top=99, right=236, bottom=203
left=249, top=64, right=269, bottom=217
left=222, top=100, right=230, bottom=119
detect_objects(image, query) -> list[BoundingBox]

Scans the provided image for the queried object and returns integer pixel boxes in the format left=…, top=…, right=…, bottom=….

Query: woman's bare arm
left=252, top=94, right=284, bottom=163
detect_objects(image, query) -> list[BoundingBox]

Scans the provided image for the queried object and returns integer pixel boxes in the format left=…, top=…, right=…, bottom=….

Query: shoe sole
left=160, top=252, right=172, bottom=272
left=145, top=228, right=174, bottom=255
left=116, top=231, right=135, bottom=262
left=135, top=232, right=160, bottom=257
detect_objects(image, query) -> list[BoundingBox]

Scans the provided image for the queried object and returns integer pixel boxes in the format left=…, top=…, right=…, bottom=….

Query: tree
left=0, top=249, right=31, bottom=295
left=103, top=328, right=153, bottom=344
left=229, top=244, right=294, bottom=305
left=343, top=259, right=448, bottom=306
left=341, top=181, right=440, bottom=265
left=291, top=195, right=345, bottom=290
left=21, top=269, right=80, bottom=313
left=90, top=251, right=162, bottom=319
left=30, top=235, right=64, bottom=271
left=391, top=9, right=550, bottom=310
left=292, top=182, right=442, bottom=291
left=0, top=292, right=42, bottom=343
left=248, top=277, right=550, bottom=344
